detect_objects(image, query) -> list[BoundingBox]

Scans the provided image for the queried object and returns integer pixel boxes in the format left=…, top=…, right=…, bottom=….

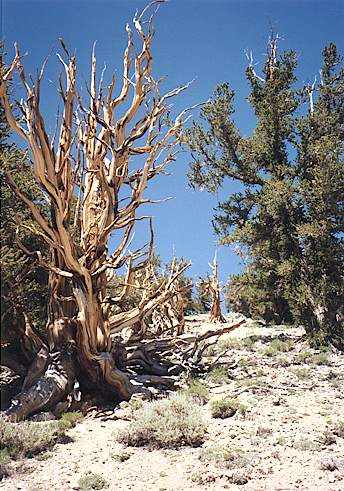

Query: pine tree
left=294, top=44, right=344, bottom=346
left=182, top=36, right=343, bottom=348
left=0, top=93, right=48, bottom=342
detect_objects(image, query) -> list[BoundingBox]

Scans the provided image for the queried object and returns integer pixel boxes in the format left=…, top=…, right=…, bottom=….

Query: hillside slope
left=1, top=316, right=343, bottom=490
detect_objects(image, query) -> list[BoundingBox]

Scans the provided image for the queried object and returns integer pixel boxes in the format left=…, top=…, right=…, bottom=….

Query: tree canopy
left=182, top=37, right=344, bottom=348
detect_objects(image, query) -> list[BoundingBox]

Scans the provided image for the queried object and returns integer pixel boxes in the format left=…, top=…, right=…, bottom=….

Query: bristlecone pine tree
left=182, top=35, right=343, bottom=349
left=0, top=2, right=195, bottom=420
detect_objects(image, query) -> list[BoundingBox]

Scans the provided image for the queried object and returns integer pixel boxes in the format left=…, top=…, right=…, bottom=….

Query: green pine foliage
left=182, top=37, right=343, bottom=348
left=0, top=93, right=49, bottom=342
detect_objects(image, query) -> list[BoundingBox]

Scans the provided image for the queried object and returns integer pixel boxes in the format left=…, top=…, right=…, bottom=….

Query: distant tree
left=182, top=36, right=343, bottom=348
left=193, top=278, right=211, bottom=314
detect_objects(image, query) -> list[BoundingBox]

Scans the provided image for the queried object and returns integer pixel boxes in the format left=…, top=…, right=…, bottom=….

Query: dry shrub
left=0, top=417, right=63, bottom=458
left=115, top=394, right=207, bottom=448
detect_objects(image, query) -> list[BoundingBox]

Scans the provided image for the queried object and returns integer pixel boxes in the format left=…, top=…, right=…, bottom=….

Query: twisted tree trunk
left=0, top=1, right=193, bottom=420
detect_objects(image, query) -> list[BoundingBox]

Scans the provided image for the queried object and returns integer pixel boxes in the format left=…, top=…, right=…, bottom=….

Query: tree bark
left=0, top=2, right=196, bottom=418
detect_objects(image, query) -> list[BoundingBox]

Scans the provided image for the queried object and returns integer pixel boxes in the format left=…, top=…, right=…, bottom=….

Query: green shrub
left=242, top=337, right=255, bottom=351
left=276, top=435, right=287, bottom=446
left=210, top=398, right=238, bottom=419
left=0, top=417, right=65, bottom=459
left=38, top=451, right=54, bottom=461
left=292, top=438, right=321, bottom=452
left=0, top=448, right=11, bottom=478
left=115, top=394, right=207, bottom=448
left=255, top=369, right=266, bottom=377
left=319, top=345, right=331, bottom=353
left=238, top=403, right=248, bottom=416
left=128, top=398, right=144, bottom=412
left=317, top=430, right=336, bottom=446
left=220, top=338, right=241, bottom=351
left=293, top=368, right=312, bottom=380
left=78, top=473, right=108, bottom=490
left=293, top=351, right=330, bottom=366
left=57, top=411, right=83, bottom=431
left=199, top=444, right=249, bottom=469
left=179, top=378, right=209, bottom=404
left=206, top=367, right=229, bottom=384
left=206, top=338, right=241, bottom=355
left=275, top=357, right=290, bottom=367
left=263, top=339, right=294, bottom=357
left=293, top=351, right=313, bottom=364
left=240, top=376, right=268, bottom=387
left=238, top=357, right=257, bottom=367
left=204, top=344, right=218, bottom=356
left=311, top=353, right=330, bottom=365
left=110, top=450, right=131, bottom=462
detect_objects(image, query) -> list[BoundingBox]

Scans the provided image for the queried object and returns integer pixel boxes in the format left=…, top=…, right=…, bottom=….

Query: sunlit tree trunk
left=201, top=254, right=226, bottom=323
left=0, top=1, right=193, bottom=419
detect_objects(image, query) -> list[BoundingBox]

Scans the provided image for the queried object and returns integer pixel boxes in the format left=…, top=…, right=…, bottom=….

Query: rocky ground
left=1, top=315, right=344, bottom=491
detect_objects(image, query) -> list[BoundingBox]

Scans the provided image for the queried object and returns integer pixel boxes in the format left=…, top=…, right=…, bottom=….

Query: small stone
left=113, top=408, right=131, bottom=420
left=320, top=457, right=339, bottom=472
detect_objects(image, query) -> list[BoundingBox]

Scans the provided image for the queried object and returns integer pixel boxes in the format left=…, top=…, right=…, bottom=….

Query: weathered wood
left=4, top=348, right=76, bottom=421
left=0, top=2, right=195, bottom=418
left=200, top=254, right=226, bottom=323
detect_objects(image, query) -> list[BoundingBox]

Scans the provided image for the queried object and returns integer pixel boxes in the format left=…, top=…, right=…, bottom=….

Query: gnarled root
left=4, top=348, right=76, bottom=421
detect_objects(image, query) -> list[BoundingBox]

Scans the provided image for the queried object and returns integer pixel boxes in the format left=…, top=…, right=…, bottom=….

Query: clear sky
left=1, top=0, right=343, bottom=286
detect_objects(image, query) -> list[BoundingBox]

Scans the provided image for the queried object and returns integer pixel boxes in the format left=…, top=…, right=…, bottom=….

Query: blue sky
left=2, top=0, right=343, bottom=286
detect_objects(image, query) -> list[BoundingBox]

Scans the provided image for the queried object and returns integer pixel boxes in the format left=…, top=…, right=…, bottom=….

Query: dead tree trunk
left=0, top=1, right=193, bottom=420
left=203, top=253, right=226, bottom=323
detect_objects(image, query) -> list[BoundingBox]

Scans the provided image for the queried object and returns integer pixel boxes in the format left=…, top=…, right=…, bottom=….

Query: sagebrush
left=115, top=394, right=207, bottom=448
